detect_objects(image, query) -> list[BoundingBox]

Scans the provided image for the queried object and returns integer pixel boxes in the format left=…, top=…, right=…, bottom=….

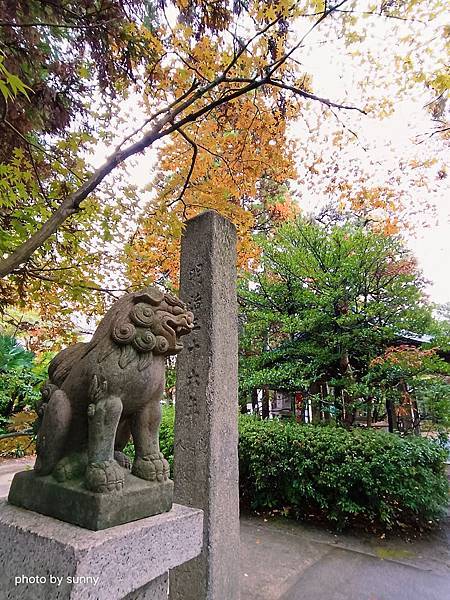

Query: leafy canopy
left=239, top=218, right=434, bottom=393
left=0, top=0, right=447, bottom=342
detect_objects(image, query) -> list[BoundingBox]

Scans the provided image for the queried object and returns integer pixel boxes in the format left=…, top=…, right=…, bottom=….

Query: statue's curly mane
left=110, top=301, right=172, bottom=355
left=49, top=287, right=192, bottom=380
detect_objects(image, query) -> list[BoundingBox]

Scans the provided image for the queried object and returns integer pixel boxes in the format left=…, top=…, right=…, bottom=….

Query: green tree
left=0, top=334, right=50, bottom=428
left=366, top=345, right=450, bottom=435
left=239, top=218, right=436, bottom=425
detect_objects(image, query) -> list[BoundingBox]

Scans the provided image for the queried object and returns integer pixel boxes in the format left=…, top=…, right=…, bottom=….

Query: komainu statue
left=8, top=286, right=194, bottom=529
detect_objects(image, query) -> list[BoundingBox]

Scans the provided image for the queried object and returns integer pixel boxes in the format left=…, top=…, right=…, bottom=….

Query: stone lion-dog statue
left=34, top=286, right=193, bottom=494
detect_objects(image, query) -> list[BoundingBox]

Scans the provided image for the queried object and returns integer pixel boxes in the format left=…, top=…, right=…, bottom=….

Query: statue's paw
left=132, top=453, right=169, bottom=482
left=161, top=456, right=170, bottom=480
left=85, top=460, right=124, bottom=493
left=53, top=453, right=87, bottom=482
left=114, top=450, right=132, bottom=470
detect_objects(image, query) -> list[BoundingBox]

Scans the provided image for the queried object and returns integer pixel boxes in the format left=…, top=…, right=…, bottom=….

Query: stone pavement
left=1, top=458, right=449, bottom=600
left=0, top=456, right=35, bottom=498
left=240, top=513, right=450, bottom=600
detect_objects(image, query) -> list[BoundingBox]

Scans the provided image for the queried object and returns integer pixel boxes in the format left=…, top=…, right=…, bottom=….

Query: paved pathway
left=240, top=514, right=450, bottom=600
left=0, top=456, right=34, bottom=497
left=1, top=458, right=449, bottom=599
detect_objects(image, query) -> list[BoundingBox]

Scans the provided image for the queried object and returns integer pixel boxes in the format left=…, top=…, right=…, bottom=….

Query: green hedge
left=157, top=409, right=448, bottom=530
left=159, top=404, right=175, bottom=468
left=124, top=404, right=175, bottom=466
left=238, top=417, right=448, bottom=529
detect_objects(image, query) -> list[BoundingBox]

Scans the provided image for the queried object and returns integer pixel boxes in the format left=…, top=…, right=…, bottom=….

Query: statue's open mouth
left=176, top=316, right=194, bottom=336
left=162, top=312, right=194, bottom=350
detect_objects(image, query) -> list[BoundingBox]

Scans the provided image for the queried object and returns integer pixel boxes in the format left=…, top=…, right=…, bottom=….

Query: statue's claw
left=132, top=453, right=170, bottom=482
left=53, top=452, right=88, bottom=482
left=85, top=460, right=124, bottom=493
left=114, top=450, right=132, bottom=470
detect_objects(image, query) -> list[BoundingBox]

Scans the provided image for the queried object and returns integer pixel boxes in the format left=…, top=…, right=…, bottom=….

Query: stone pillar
left=170, top=211, right=240, bottom=600
left=0, top=500, right=203, bottom=600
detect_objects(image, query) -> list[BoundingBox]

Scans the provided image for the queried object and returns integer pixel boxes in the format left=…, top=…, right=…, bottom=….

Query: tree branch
left=0, top=430, right=33, bottom=440
left=0, top=4, right=367, bottom=278
left=20, top=270, right=128, bottom=298
left=265, top=0, right=349, bottom=76
left=266, top=79, right=366, bottom=114
left=0, top=19, right=118, bottom=29
left=172, top=128, right=198, bottom=217
left=334, top=9, right=426, bottom=25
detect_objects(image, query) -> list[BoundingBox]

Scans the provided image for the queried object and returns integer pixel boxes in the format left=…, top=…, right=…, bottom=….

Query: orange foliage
left=336, top=183, right=404, bottom=235
left=126, top=90, right=299, bottom=286
left=370, top=345, right=437, bottom=369
left=382, top=257, right=418, bottom=277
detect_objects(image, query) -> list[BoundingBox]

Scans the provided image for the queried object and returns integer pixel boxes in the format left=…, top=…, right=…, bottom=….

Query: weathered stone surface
left=9, top=286, right=194, bottom=526
left=0, top=499, right=203, bottom=600
left=170, top=211, right=240, bottom=599
left=8, top=470, right=173, bottom=530
left=123, top=573, right=168, bottom=600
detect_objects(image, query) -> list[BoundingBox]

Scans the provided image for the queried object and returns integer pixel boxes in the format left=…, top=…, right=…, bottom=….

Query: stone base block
left=8, top=470, right=173, bottom=530
left=0, top=499, right=203, bottom=600
left=123, top=573, right=168, bottom=600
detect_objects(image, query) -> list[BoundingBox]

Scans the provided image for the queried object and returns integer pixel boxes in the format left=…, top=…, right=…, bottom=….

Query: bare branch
left=114, top=79, right=200, bottom=151
left=0, top=430, right=33, bottom=440
left=0, top=19, right=118, bottom=29
left=21, top=270, right=127, bottom=298
left=267, top=79, right=367, bottom=114
left=334, top=9, right=426, bottom=25
left=265, top=0, right=350, bottom=76
left=329, top=107, right=367, bottom=150
left=429, top=127, right=450, bottom=138
left=173, top=128, right=198, bottom=217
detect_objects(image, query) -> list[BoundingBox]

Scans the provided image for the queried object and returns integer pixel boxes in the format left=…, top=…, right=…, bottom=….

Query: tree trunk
left=342, top=390, right=356, bottom=428
left=251, top=388, right=259, bottom=415
left=366, top=397, right=373, bottom=428
left=261, top=388, right=270, bottom=419
left=340, top=350, right=355, bottom=428
left=386, top=397, right=396, bottom=433
left=309, top=381, right=321, bottom=424
left=373, top=404, right=379, bottom=423
left=411, top=398, right=421, bottom=435
left=334, top=387, right=342, bottom=425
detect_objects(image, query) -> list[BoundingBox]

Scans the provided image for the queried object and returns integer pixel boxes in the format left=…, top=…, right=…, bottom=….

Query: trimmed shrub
left=153, top=408, right=449, bottom=530
left=238, top=416, right=448, bottom=530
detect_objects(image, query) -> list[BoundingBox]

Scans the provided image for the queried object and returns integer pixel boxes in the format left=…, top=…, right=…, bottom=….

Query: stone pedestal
left=8, top=469, right=173, bottom=531
left=0, top=499, right=203, bottom=600
left=170, top=211, right=240, bottom=599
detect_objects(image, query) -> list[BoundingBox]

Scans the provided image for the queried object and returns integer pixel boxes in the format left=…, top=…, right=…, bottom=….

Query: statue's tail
left=34, top=389, right=72, bottom=476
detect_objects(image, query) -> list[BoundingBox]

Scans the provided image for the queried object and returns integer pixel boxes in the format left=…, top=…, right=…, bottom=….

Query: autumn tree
left=0, top=1, right=158, bottom=156
left=0, top=0, right=447, bottom=342
left=238, top=218, right=437, bottom=425
left=366, top=345, right=450, bottom=435
left=0, top=0, right=164, bottom=337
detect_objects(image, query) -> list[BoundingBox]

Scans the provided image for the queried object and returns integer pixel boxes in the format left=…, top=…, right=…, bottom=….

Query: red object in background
left=295, top=392, right=303, bottom=423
